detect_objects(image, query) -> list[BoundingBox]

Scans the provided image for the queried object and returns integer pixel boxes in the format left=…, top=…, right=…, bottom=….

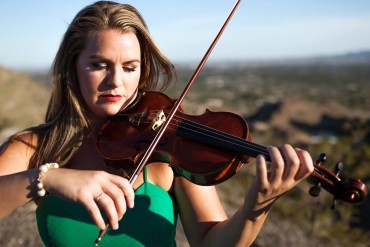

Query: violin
left=94, top=0, right=368, bottom=245
left=97, top=90, right=368, bottom=205
left=94, top=90, right=368, bottom=246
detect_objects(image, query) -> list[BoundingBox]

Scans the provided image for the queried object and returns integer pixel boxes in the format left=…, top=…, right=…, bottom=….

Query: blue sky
left=1, top=0, right=370, bottom=71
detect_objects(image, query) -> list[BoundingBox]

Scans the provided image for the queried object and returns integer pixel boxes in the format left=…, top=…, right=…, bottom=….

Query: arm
left=0, top=133, right=135, bottom=231
left=0, top=134, right=38, bottom=217
left=175, top=144, right=314, bottom=247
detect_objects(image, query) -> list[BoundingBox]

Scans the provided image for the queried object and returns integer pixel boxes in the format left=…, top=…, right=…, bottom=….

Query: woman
left=0, top=1, right=314, bottom=246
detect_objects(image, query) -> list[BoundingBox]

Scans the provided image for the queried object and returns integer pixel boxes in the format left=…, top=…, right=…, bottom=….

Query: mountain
left=0, top=67, right=50, bottom=141
left=193, top=50, right=370, bottom=68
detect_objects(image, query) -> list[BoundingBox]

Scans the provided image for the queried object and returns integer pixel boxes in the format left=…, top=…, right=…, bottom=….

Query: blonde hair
left=15, top=1, right=176, bottom=168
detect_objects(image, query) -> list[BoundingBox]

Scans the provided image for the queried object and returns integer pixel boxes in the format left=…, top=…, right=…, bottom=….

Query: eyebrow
left=88, top=54, right=141, bottom=64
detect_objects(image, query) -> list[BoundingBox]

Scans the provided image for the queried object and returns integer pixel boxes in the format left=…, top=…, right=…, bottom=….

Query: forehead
left=81, top=29, right=141, bottom=58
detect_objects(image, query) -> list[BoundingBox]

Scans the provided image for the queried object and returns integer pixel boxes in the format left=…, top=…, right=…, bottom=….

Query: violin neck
left=176, top=119, right=272, bottom=162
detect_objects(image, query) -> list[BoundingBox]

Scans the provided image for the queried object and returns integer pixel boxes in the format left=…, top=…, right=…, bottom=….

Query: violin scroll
left=309, top=153, right=368, bottom=209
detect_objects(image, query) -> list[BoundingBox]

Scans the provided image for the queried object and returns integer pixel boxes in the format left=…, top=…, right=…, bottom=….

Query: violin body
left=97, top=91, right=251, bottom=185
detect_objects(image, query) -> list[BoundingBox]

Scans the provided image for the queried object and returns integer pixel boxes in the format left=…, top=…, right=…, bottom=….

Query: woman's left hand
left=245, top=144, right=314, bottom=218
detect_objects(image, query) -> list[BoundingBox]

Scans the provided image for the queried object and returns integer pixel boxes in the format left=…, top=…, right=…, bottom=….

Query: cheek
left=79, top=81, right=94, bottom=102
left=131, top=74, right=141, bottom=91
left=129, top=71, right=141, bottom=91
left=77, top=71, right=100, bottom=106
left=77, top=72, right=89, bottom=98
left=120, top=73, right=141, bottom=98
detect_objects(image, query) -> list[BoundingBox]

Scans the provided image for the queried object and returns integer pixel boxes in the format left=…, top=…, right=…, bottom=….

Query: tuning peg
left=334, top=161, right=344, bottom=177
left=309, top=153, right=327, bottom=198
left=309, top=182, right=322, bottom=197
left=316, top=153, right=327, bottom=166
left=329, top=162, right=344, bottom=209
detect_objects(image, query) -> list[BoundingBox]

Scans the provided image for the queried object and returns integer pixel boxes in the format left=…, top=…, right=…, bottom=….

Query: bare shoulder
left=0, top=132, right=38, bottom=175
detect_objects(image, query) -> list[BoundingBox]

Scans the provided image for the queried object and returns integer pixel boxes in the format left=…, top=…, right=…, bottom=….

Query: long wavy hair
left=4, top=1, right=176, bottom=168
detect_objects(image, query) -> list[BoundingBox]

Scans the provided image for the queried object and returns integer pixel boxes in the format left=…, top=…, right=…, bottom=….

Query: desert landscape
left=1, top=51, right=369, bottom=246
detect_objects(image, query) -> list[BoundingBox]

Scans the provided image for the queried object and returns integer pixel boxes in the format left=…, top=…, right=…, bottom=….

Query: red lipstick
left=101, top=94, right=122, bottom=102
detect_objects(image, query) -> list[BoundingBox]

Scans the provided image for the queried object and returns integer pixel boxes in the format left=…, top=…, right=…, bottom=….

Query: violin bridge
left=150, top=110, right=166, bottom=131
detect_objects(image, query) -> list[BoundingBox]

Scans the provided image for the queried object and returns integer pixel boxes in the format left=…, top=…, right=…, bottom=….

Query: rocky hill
left=0, top=67, right=50, bottom=141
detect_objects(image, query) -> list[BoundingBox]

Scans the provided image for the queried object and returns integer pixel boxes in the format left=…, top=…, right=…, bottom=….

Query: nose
left=107, top=65, right=123, bottom=88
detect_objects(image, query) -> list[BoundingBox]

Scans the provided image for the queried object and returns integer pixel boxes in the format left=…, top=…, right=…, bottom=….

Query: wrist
left=243, top=181, right=274, bottom=221
left=37, top=163, right=59, bottom=197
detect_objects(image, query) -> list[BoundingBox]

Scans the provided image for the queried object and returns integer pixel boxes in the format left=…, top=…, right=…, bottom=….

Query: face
left=76, top=29, right=141, bottom=120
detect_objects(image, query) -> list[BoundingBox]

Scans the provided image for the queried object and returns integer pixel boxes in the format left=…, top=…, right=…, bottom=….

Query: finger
left=107, top=174, right=135, bottom=208
left=96, top=193, right=119, bottom=230
left=294, top=148, right=314, bottom=180
left=279, top=144, right=300, bottom=181
left=256, top=154, right=269, bottom=189
left=101, top=181, right=127, bottom=221
left=84, top=199, right=107, bottom=230
left=268, top=145, right=284, bottom=183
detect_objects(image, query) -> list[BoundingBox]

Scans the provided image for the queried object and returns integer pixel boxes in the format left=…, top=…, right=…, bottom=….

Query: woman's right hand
left=42, top=168, right=135, bottom=230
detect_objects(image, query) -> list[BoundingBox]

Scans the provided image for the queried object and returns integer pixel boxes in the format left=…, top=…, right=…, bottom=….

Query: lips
left=101, top=94, right=122, bottom=102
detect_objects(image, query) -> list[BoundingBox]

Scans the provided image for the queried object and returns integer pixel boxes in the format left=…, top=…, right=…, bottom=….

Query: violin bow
left=128, top=0, right=242, bottom=186
left=94, top=1, right=242, bottom=245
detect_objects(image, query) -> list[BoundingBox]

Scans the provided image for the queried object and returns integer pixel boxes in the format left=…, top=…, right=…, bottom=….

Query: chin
left=103, top=110, right=120, bottom=118
left=93, top=107, right=121, bottom=119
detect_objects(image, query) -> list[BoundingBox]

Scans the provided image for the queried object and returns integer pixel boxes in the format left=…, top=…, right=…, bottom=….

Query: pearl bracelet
left=37, top=163, right=59, bottom=197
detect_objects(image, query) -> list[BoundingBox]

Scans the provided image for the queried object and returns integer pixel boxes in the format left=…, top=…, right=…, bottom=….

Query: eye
left=91, top=62, right=108, bottom=70
left=123, top=66, right=137, bottom=73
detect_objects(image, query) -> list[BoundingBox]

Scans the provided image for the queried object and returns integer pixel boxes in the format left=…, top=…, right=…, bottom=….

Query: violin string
left=122, top=111, right=321, bottom=174
left=165, top=117, right=322, bottom=175
left=172, top=115, right=324, bottom=174
left=150, top=110, right=269, bottom=154
left=174, top=117, right=270, bottom=158
left=143, top=111, right=271, bottom=158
